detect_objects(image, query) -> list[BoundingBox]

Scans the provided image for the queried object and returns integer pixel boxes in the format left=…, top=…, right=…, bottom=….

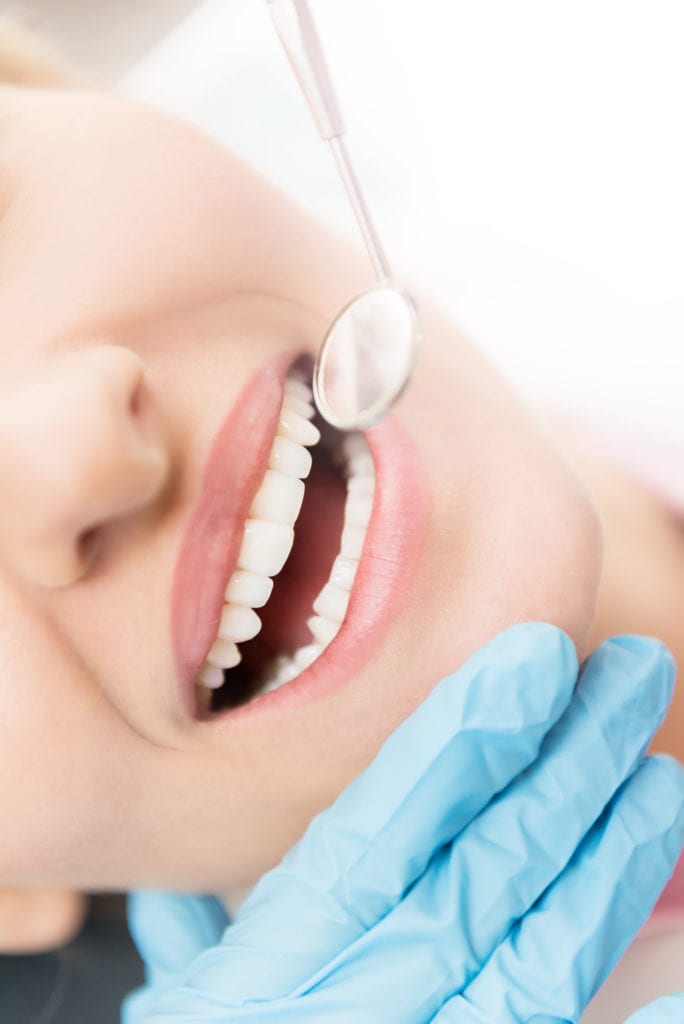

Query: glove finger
left=260, top=636, right=673, bottom=1022
left=146, top=759, right=684, bottom=1024
left=181, top=623, right=578, bottom=1001
left=121, top=982, right=165, bottom=1024
left=126, top=891, right=229, bottom=984
left=436, top=756, right=684, bottom=1024
left=624, top=994, right=684, bottom=1024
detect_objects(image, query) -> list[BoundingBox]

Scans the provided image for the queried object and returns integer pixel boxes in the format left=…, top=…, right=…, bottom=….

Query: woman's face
left=0, top=84, right=601, bottom=895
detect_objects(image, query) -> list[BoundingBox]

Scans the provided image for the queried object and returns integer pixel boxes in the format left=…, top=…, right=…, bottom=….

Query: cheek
left=0, top=94, right=265, bottom=341
left=0, top=610, right=131, bottom=884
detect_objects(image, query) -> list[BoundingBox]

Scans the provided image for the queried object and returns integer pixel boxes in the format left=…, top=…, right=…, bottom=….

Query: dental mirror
left=266, top=0, right=421, bottom=430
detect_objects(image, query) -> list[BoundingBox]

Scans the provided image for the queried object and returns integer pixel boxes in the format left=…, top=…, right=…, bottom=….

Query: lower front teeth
left=196, top=372, right=376, bottom=705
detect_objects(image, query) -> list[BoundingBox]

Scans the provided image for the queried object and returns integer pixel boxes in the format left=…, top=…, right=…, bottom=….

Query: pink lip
left=203, top=410, right=432, bottom=726
left=171, top=352, right=294, bottom=714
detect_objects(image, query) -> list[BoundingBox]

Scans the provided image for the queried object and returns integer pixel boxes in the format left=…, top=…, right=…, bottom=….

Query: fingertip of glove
left=644, top=753, right=684, bottom=796
left=627, top=755, right=684, bottom=853
left=427, top=623, right=578, bottom=734
left=456, top=621, right=577, bottom=679
left=471, top=621, right=578, bottom=702
left=603, top=635, right=676, bottom=713
left=127, top=891, right=229, bottom=973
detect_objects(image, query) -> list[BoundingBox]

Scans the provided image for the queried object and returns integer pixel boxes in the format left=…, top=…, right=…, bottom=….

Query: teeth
left=207, top=636, right=241, bottom=670
left=218, top=603, right=261, bottom=644
left=330, top=554, right=358, bottom=590
left=343, top=433, right=375, bottom=477
left=307, top=614, right=340, bottom=647
left=195, top=369, right=318, bottom=697
left=250, top=432, right=375, bottom=700
left=196, top=400, right=378, bottom=710
left=238, top=519, right=294, bottom=576
left=313, top=583, right=350, bottom=622
left=250, top=470, right=305, bottom=526
left=284, top=377, right=313, bottom=402
left=281, top=392, right=316, bottom=421
left=225, top=569, right=273, bottom=608
left=294, top=643, right=323, bottom=669
left=278, top=407, right=321, bottom=447
left=348, top=475, right=375, bottom=496
left=269, top=435, right=313, bottom=479
left=261, top=656, right=299, bottom=693
left=341, top=524, right=366, bottom=560
left=197, top=662, right=225, bottom=690
left=344, top=491, right=374, bottom=528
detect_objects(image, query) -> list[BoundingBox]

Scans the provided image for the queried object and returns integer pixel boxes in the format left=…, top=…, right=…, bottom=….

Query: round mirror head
left=313, top=283, right=420, bottom=431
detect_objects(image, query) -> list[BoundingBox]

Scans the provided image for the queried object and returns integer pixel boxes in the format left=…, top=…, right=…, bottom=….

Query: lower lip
left=202, top=412, right=432, bottom=728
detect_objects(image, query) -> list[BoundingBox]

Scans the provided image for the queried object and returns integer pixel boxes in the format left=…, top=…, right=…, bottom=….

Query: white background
left=10, top=0, right=684, bottom=440
left=119, top=0, right=684, bottom=444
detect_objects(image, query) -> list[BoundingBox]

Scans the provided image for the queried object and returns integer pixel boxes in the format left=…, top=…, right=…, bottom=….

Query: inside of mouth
left=208, top=410, right=347, bottom=712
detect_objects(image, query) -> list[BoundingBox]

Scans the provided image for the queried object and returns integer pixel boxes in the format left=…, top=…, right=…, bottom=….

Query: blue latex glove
left=625, top=995, right=684, bottom=1023
left=124, top=623, right=684, bottom=1023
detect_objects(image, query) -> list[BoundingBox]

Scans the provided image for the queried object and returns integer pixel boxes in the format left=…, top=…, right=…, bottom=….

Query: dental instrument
left=265, top=0, right=420, bottom=432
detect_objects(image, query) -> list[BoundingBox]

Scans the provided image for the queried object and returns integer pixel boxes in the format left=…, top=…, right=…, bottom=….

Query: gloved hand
left=124, top=623, right=684, bottom=1023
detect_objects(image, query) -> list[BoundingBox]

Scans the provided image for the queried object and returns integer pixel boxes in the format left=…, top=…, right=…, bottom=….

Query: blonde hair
left=0, top=15, right=82, bottom=88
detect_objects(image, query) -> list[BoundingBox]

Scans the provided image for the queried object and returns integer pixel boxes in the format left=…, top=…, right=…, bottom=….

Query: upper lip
left=170, top=352, right=295, bottom=713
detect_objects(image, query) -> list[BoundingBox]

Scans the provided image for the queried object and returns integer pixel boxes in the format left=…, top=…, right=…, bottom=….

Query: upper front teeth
left=225, top=569, right=273, bottom=608
left=250, top=470, right=304, bottom=526
left=238, top=520, right=295, bottom=577
left=196, top=373, right=319, bottom=689
left=269, top=435, right=312, bottom=479
left=196, top=374, right=377, bottom=701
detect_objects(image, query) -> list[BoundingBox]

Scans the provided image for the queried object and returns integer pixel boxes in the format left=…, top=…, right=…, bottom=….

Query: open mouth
left=194, top=362, right=375, bottom=717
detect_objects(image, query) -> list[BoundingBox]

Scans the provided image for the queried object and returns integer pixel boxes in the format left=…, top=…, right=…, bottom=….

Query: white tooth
left=282, top=392, right=315, bottom=420
left=271, top=653, right=296, bottom=678
left=313, top=583, right=350, bottom=622
left=198, top=662, right=225, bottom=689
left=348, top=451, right=374, bottom=477
left=341, top=524, right=366, bottom=560
left=348, top=475, right=375, bottom=496
left=268, top=435, right=312, bottom=479
left=284, top=377, right=313, bottom=402
left=344, top=491, right=374, bottom=529
left=262, top=666, right=298, bottom=694
left=238, top=519, right=294, bottom=576
left=307, top=615, right=340, bottom=647
left=207, top=636, right=242, bottom=670
left=250, top=470, right=305, bottom=526
left=278, top=408, right=320, bottom=447
left=343, top=434, right=374, bottom=477
left=294, top=643, right=323, bottom=668
left=274, top=655, right=299, bottom=681
left=225, top=569, right=273, bottom=608
left=218, top=603, right=262, bottom=643
left=330, top=554, right=358, bottom=591
left=343, top=432, right=370, bottom=459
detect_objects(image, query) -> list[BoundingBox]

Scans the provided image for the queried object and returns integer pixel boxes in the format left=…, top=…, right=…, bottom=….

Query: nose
left=0, top=345, right=170, bottom=587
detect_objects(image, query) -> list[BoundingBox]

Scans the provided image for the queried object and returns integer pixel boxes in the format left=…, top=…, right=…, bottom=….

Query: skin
left=0, top=81, right=609, bottom=945
left=0, top=72, right=682, bottom=955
